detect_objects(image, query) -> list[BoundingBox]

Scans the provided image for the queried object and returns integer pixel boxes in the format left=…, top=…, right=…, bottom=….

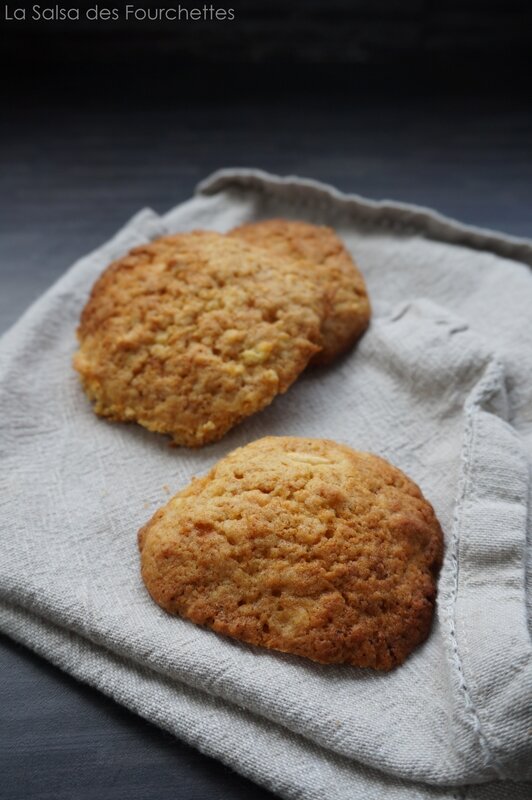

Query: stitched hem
left=443, top=360, right=508, bottom=779
left=195, top=168, right=532, bottom=267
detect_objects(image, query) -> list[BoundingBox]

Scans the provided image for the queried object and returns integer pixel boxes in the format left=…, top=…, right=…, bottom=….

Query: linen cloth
left=1, top=169, right=531, bottom=799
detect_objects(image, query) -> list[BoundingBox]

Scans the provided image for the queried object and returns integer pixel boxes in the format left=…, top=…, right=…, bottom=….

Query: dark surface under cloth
left=1, top=56, right=532, bottom=800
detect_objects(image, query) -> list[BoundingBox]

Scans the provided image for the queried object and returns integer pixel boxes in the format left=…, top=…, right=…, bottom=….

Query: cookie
left=229, top=220, right=371, bottom=366
left=139, top=436, right=443, bottom=669
left=73, top=232, right=324, bottom=447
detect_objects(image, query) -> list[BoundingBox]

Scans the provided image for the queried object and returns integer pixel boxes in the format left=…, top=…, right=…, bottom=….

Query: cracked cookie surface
left=74, top=232, right=324, bottom=447
left=139, top=436, right=443, bottom=669
left=230, top=219, right=371, bottom=366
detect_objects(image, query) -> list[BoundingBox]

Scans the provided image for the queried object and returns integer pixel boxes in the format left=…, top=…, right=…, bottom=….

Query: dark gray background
left=1, top=4, right=532, bottom=799
left=3, top=0, right=532, bottom=65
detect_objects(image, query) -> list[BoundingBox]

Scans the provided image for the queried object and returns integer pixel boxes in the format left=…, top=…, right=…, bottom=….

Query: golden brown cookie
left=139, top=436, right=443, bottom=669
left=229, top=220, right=371, bottom=366
left=73, top=232, right=324, bottom=447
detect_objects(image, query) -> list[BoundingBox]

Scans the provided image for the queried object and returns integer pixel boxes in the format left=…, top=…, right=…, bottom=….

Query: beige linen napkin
left=1, top=169, right=531, bottom=799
